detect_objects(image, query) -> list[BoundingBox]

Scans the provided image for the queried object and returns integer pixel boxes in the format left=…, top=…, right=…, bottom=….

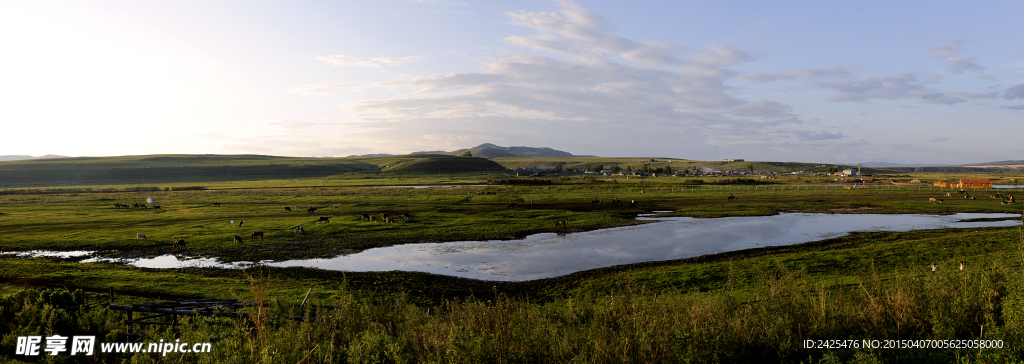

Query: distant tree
left=554, top=164, right=564, bottom=173
left=748, top=164, right=754, bottom=172
left=611, top=165, right=622, bottom=174
left=461, top=151, right=473, bottom=157
left=595, top=164, right=604, bottom=172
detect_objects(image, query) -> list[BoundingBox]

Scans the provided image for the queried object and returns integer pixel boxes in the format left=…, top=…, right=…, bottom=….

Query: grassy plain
left=3, top=157, right=1024, bottom=362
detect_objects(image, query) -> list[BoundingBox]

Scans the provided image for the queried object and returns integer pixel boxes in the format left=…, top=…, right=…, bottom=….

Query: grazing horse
left=929, top=198, right=937, bottom=203
left=318, top=216, right=330, bottom=224
left=381, top=213, right=390, bottom=220
left=402, top=213, right=410, bottom=220
left=361, top=213, right=371, bottom=221
left=250, top=231, right=264, bottom=240
left=307, top=206, right=317, bottom=214
left=385, top=216, right=394, bottom=223
left=946, top=193, right=952, bottom=197
left=285, top=207, right=292, bottom=212
left=556, top=220, right=566, bottom=228
left=293, top=226, right=304, bottom=233
left=591, top=198, right=601, bottom=204
left=727, top=194, right=737, bottom=200
left=233, top=235, right=244, bottom=244
left=136, top=233, right=147, bottom=240
left=369, top=216, right=377, bottom=222
left=333, top=205, right=340, bottom=210
left=153, top=205, right=161, bottom=210
left=213, top=202, right=221, bottom=207
left=630, top=200, right=638, bottom=207
left=172, top=239, right=185, bottom=250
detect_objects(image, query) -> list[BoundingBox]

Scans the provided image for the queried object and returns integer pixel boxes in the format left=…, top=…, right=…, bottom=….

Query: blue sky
left=2, top=0, right=1022, bottom=164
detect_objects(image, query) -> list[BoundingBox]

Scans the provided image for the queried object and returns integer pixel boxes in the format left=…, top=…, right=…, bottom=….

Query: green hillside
left=0, top=154, right=380, bottom=188
left=382, top=155, right=508, bottom=173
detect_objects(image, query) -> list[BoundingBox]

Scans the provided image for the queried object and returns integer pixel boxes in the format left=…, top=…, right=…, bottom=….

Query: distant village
left=509, top=159, right=994, bottom=189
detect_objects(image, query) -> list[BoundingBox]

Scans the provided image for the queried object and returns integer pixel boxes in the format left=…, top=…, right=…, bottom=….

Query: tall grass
left=4, top=259, right=1023, bottom=363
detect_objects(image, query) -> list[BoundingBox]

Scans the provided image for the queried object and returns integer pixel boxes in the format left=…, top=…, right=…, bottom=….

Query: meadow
left=3, top=160, right=1024, bottom=362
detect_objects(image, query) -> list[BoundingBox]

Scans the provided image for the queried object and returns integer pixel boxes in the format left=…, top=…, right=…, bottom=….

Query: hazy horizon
left=2, top=1, right=1021, bottom=164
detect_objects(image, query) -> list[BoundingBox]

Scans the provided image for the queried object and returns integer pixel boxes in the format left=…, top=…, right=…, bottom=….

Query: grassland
left=3, top=156, right=1024, bottom=362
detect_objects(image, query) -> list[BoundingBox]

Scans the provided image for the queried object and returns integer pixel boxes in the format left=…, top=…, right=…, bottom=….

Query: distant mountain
left=348, top=153, right=394, bottom=157
left=410, top=151, right=448, bottom=155
left=861, top=162, right=949, bottom=167
left=966, top=160, right=1024, bottom=166
left=448, top=143, right=596, bottom=158
left=0, top=154, right=70, bottom=162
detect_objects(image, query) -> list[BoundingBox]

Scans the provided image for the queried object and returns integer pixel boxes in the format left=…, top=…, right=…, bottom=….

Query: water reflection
left=17, top=213, right=1021, bottom=282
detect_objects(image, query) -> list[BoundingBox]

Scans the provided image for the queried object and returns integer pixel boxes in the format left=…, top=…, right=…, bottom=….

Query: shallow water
left=54, top=212, right=1018, bottom=281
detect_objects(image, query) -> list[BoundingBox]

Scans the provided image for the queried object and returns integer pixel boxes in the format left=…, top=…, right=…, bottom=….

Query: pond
left=43, top=212, right=1018, bottom=281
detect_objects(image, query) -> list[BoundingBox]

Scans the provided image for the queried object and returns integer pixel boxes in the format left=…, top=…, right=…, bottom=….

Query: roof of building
left=959, top=178, right=991, bottom=183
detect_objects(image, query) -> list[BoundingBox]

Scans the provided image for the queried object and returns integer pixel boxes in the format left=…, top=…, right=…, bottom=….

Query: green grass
left=3, top=171, right=1024, bottom=362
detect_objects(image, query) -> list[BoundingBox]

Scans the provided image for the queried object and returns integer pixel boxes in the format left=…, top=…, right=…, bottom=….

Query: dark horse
left=318, top=216, right=330, bottom=224
left=556, top=220, right=566, bottom=228
left=250, top=231, right=264, bottom=240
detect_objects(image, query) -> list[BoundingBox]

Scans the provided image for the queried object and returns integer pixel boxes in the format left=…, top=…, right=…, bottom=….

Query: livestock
left=369, top=216, right=377, bottom=222
left=727, top=194, right=737, bottom=200
left=402, top=213, right=410, bottom=220
left=591, top=198, right=601, bottom=204
left=293, top=226, right=304, bottom=233
left=172, top=239, right=185, bottom=250
left=946, top=193, right=952, bottom=197
left=959, top=261, right=965, bottom=271
left=507, top=201, right=518, bottom=208
left=238, top=220, right=244, bottom=228
left=233, top=235, right=244, bottom=244
left=630, top=200, right=638, bottom=207
left=334, top=205, right=340, bottom=210
left=931, top=263, right=938, bottom=272
left=385, top=216, right=394, bottom=223
left=556, top=220, right=566, bottom=228
left=612, top=197, right=621, bottom=204
left=136, top=233, right=147, bottom=240
left=318, top=216, right=330, bottom=224
left=285, top=207, right=292, bottom=212
left=213, top=202, right=221, bottom=207
left=307, top=206, right=317, bottom=214
left=381, top=213, right=390, bottom=220
left=929, top=198, right=937, bottom=203
left=250, top=231, right=264, bottom=240
left=361, top=213, right=371, bottom=221
left=153, top=205, right=161, bottom=210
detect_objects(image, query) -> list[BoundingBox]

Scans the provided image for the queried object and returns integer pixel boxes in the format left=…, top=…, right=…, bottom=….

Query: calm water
left=51, top=212, right=1018, bottom=281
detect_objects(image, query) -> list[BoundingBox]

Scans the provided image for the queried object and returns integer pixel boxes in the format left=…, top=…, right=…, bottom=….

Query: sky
left=1, top=0, right=1022, bottom=164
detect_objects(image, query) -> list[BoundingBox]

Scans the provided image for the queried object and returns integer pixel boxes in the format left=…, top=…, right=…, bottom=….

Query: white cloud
left=372, top=55, right=432, bottom=65
left=928, top=40, right=984, bottom=74
left=736, top=66, right=860, bottom=83
left=1005, top=83, right=1024, bottom=100
left=314, top=55, right=382, bottom=68
left=314, top=54, right=430, bottom=69
left=811, top=74, right=977, bottom=105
